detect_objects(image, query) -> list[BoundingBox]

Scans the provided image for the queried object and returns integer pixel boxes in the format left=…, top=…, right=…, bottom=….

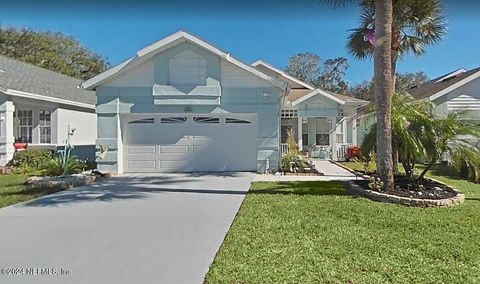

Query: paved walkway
left=254, top=160, right=359, bottom=182
left=0, top=172, right=255, bottom=284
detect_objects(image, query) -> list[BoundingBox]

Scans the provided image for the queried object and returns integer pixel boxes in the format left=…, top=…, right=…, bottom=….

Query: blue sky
left=0, top=0, right=479, bottom=85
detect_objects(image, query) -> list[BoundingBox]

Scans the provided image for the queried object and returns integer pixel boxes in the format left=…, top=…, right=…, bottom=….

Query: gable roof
left=252, top=60, right=315, bottom=90
left=0, top=55, right=95, bottom=108
left=81, top=30, right=287, bottom=91
left=252, top=60, right=368, bottom=106
left=409, top=67, right=480, bottom=101
left=290, top=89, right=368, bottom=106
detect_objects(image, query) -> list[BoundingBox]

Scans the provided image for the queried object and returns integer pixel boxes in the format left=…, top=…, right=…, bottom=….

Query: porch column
left=352, top=117, right=358, bottom=145
left=342, top=118, right=347, bottom=144
left=297, top=116, right=303, bottom=150
left=0, top=101, right=15, bottom=166
left=330, top=117, right=337, bottom=160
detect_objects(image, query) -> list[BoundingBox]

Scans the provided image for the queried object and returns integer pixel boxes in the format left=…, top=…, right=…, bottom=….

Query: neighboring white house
left=409, top=67, right=480, bottom=119
left=0, top=56, right=97, bottom=165
left=82, top=30, right=368, bottom=174
left=353, top=67, right=480, bottom=147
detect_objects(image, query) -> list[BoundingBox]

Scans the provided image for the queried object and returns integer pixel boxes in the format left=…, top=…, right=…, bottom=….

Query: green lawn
left=0, top=175, right=64, bottom=208
left=206, top=168, right=480, bottom=283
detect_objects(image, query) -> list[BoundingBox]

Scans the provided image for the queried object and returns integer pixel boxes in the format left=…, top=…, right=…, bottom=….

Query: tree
left=329, top=0, right=446, bottom=191
left=0, top=27, right=110, bottom=80
left=284, top=52, right=349, bottom=94
left=285, top=52, right=321, bottom=87
left=346, top=0, right=446, bottom=86
left=350, top=79, right=374, bottom=101
left=395, top=71, right=429, bottom=92
left=350, top=71, right=429, bottom=101
left=316, top=57, right=349, bottom=94
left=362, top=94, right=480, bottom=183
left=373, top=0, right=395, bottom=191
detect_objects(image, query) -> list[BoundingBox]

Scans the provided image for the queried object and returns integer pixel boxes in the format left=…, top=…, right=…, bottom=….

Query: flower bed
left=25, top=170, right=112, bottom=190
left=346, top=178, right=465, bottom=207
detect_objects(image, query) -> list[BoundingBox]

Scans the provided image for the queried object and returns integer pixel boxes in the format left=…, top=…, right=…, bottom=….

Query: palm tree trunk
left=417, top=159, right=434, bottom=181
left=374, top=0, right=395, bottom=191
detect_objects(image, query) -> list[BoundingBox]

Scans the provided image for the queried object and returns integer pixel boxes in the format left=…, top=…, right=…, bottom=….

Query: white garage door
left=123, top=114, right=257, bottom=172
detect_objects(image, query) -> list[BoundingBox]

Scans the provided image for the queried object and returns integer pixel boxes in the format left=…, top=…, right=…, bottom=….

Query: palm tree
left=372, top=0, right=395, bottom=190
left=327, top=0, right=446, bottom=191
left=418, top=114, right=480, bottom=181
left=362, top=93, right=432, bottom=182
left=346, top=0, right=447, bottom=86
left=362, top=93, right=480, bottom=183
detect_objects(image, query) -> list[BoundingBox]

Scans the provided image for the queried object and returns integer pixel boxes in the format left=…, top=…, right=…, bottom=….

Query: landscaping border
left=25, top=171, right=114, bottom=190
left=346, top=180, right=465, bottom=207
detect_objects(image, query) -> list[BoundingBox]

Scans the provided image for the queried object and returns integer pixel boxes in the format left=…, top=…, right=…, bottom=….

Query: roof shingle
left=0, top=55, right=96, bottom=105
left=409, top=67, right=480, bottom=100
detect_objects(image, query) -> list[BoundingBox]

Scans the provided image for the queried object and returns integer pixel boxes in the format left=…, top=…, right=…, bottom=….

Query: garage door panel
left=159, top=145, right=190, bottom=153
left=124, top=114, right=257, bottom=172
left=127, top=160, right=157, bottom=170
left=159, top=160, right=189, bottom=169
left=127, top=145, right=156, bottom=155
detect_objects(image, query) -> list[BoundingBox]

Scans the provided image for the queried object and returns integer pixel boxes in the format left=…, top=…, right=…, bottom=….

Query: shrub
left=42, top=155, right=86, bottom=177
left=8, top=149, right=52, bottom=174
left=281, top=129, right=311, bottom=172
left=352, top=150, right=377, bottom=174
left=345, top=145, right=361, bottom=161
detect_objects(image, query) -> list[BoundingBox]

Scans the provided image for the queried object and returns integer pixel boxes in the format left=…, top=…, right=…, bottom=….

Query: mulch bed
left=353, top=175, right=457, bottom=200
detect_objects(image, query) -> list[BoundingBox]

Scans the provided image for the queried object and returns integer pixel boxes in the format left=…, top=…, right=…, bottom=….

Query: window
left=281, top=109, right=297, bottom=118
left=128, top=118, right=154, bottom=124
left=226, top=118, right=251, bottom=124
left=39, top=109, right=51, bottom=144
left=193, top=117, right=219, bottom=124
left=160, top=117, right=187, bottom=123
left=169, top=51, right=206, bottom=86
left=316, top=134, right=329, bottom=145
left=16, top=110, right=33, bottom=143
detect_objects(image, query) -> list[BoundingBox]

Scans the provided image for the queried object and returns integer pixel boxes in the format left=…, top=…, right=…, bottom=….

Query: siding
left=433, top=77, right=480, bottom=118
left=447, top=94, right=480, bottom=111
left=95, top=43, right=282, bottom=173
left=56, top=108, right=97, bottom=145
left=221, top=60, right=272, bottom=88
left=104, top=60, right=155, bottom=87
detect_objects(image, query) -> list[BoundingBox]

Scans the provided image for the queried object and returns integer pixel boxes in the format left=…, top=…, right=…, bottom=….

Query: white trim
left=429, top=70, right=480, bottom=101
left=5, top=89, right=95, bottom=110
left=81, top=30, right=287, bottom=91
left=434, top=68, right=467, bottom=83
left=252, top=60, right=315, bottom=90
left=292, top=89, right=345, bottom=106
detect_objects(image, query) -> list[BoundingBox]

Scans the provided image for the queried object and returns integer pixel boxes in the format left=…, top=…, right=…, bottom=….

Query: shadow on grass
left=250, top=181, right=347, bottom=196
left=1, top=186, right=65, bottom=197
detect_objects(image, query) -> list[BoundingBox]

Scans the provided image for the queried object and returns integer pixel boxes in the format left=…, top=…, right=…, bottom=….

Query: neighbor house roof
left=252, top=60, right=368, bottom=106
left=0, top=55, right=95, bottom=108
left=409, top=67, right=480, bottom=101
left=81, top=30, right=287, bottom=91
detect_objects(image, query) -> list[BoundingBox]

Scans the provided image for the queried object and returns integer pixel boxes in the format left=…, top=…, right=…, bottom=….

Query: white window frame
left=280, top=109, right=298, bottom=118
left=38, top=109, right=52, bottom=144
left=16, top=109, right=33, bottom=143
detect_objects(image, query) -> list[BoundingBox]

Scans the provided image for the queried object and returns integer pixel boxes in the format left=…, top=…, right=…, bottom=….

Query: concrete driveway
left=0, top=172, right=255, bottom=284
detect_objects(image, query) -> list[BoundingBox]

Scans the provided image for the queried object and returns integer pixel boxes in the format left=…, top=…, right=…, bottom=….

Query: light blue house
left=82, top=31, right=367, bottom=173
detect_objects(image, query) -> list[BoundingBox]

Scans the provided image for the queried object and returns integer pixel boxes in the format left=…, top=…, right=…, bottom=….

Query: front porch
left=280, top=109, right=352, bottom=161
